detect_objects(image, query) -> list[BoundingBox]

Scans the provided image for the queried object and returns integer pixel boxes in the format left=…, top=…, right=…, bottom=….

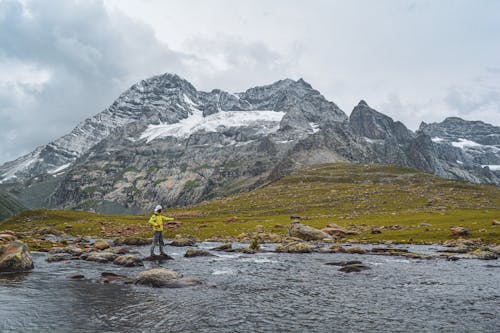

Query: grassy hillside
left=1, top=163, right=499, bottom=246
left=0, top=190, right=26, bottom=221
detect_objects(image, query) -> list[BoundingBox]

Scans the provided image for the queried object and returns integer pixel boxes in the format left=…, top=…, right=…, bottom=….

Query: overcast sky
left=1, top=0, right=499, bottom=164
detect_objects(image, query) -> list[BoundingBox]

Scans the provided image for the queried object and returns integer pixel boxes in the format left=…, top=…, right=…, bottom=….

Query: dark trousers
left=151, top=231, right=165, bottom=255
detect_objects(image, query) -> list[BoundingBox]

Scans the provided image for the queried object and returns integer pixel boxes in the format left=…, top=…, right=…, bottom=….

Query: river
left=1, top=243, right=499, bottom=332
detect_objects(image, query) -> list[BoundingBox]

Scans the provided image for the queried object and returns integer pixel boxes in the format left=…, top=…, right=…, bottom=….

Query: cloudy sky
left=1, top=0, right=499, bottom=163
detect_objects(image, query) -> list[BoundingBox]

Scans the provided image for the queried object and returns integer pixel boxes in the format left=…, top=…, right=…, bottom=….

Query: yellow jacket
left=148, top=213, right=174, bottom=231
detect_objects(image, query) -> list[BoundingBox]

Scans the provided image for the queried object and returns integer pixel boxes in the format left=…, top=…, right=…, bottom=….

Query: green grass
left=1, top=163, right=499, bottom=247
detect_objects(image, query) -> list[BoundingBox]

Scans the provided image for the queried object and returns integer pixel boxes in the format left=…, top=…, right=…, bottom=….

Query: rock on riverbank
left=0, top=241, right=34, bottom=272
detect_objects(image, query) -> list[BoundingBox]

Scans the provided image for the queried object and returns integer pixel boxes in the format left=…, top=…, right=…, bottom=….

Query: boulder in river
left=113, top=255, right=143, bottom=267
left=275, top=242, right=313, bottom=253
left=84, top=251, right=117, bottom=263
left=0, top=241, right=34, bottom=272
left=211, top=243, right=232, bottom=251
left=134, top=268, right=202, bottom=288
left=49, top=245, right=83, bottom=256
left=470, top=250, right=498, bottom=260
left=345, top=246, right=367, bottom=254
left=184, top=249, right=214, bottom=258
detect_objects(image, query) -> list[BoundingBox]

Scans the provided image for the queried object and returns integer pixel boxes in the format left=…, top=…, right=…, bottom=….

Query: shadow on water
left=0, top=271, right=30, bottom=283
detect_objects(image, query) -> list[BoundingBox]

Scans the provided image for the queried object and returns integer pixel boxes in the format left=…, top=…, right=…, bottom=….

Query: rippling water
left=1, top=243, right=499, bottom=332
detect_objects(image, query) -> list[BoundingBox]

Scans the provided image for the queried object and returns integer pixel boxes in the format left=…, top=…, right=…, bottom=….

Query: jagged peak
left=357, top=100, right=369, bottom=107
left=135, top=72, right=198, bottom=93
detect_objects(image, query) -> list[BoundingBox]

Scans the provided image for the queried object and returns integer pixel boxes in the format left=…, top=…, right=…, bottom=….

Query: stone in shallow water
left=113, top=255, right=143, bottom=267
left=325, top=260, right=363, bottom=266
left=211, top=243, right=232, bottom=251
left=114, top=237, right=151, bottom=246
left=84, top=251, right=118, bottom=263
left=338, top=264, right=370, bottom=273
left=143, top=253, right=174, bottom=261
left=48, top=245, right=83, bottom=256
left=184, top=249, right=214, bottom=258
left=67, top=273, right=85, bottom=279
left=97, top=272, right=133, bottom=284
left=275, top=242, right=313, bottom=253
left=0, top=241, right=34, bottom=273
left=93, top=240, right=111, bottom=250
left=46, top=253, right=73, bottom=262
left=134, top=268, right=202, bottom=288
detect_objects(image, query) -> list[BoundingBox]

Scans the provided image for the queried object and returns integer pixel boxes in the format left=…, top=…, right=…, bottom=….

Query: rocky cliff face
left=0, top=73, right=498, bottom=213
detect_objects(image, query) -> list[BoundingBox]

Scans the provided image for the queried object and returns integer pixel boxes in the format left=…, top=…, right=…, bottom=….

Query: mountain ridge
left=0, top=72, right=498, bottom=213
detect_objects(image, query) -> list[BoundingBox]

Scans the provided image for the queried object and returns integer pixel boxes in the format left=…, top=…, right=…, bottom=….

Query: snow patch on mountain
left=451, top=138, right=484, bottom=148
left=49, top=163, right=71, bottom=175
left=482, top=165, right=500, bottom=171
left=140, top=110, right=286, bottom=143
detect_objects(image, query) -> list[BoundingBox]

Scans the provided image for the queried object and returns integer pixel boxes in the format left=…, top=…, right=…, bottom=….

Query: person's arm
left=161, top=215, right=175, bottom=222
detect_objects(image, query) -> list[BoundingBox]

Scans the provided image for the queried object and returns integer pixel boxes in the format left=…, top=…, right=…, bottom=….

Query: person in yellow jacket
left=149, top=205, right=174, bottom=256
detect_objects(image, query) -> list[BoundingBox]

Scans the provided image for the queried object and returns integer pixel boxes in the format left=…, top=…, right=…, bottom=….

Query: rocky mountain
left=420, top=117, right=500, bottom=170
left=0, top=73, right=498, bottom=213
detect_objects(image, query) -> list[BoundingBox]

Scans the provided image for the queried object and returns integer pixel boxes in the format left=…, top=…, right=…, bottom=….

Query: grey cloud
left=444, top=88, right=500, bottom=119
left=0, top=0, right=188, bottom=163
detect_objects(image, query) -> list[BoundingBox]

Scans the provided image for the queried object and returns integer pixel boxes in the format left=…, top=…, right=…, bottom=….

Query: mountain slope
left=2, top=163, right=498, bottom=245
left=0, top=190, right=26, bottom=221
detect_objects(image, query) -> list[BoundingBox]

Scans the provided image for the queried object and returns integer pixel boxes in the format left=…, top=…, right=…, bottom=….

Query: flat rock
left=288, top=222, right=332, bottom=241
left=48, top=246, right=83, bottom=256
left=0, top=233, right=17, bottom=243
left=275, top=242, right=313, bottom=253
left=450, top=227, right=470, bottom=237
left=184, top=249, right=214, bottom=258
left=114, top=237, right=151, bottom=246
left=47, top=253, right=74, bottom=262
left=93, top=240, right=111, bottom=250
left=325, top=260, right=363, bottom=266
left=470, top=250, right=498, bottom=260
left=211, top=243, right=232, bottom=251
left=84, top=251, right=117, bottom=263
left=113, top=255, right=143, bottom=267
left=97, top=272, right=133, bottom=284
left=0, top=241, right=34, bottom=273
left=339, top=264, right=370, bottom=273
left=143, top=253, right=174, bottom=261
left=67, top=273, right=85, bottom=279
left=345, top=246, right=367, bottom=254
left=134, top=268, right=202, bottom=288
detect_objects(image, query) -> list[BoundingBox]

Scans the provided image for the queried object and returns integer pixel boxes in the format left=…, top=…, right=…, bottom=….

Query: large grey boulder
left=0, top=241, right=34, bottom=272
left=288, top=222, right=332, bottom=241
